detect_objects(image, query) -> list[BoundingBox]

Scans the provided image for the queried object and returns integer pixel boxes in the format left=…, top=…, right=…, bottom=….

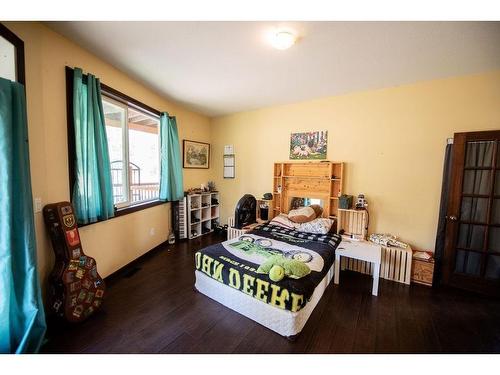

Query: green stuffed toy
left=257, top=255, right=311, bottom=281
left=269, top=265, right=285, bottom=282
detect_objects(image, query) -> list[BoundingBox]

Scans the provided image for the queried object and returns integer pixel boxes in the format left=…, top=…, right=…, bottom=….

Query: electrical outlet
left=149, top=227, right=155, bottom=236
left=34, top=197, right=42, bottom=213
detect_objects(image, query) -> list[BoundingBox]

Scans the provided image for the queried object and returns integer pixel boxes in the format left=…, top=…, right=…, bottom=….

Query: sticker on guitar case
left=77, top=290, right=87, bottom=302
left=85, top=292, right=95, bottom=303
left=65, top=228, right=80, bottom=246
left=70, top=294, right=77, bottom=307
left=61, top=205, right=73, bottom=215
left=68, top=260, right=79, bottom=271
left=75, top=268, right=85, bottom=279
left=95, top=289, right=104, bottom=298
left=82, top=279, right=92, bottom=289
left=63, top=214, right=75, bottom=228
left=73, top=305, right=83, bottom=318
left=71, top=248, right=81, bottom=259
left=85, top=257, right=94, bottom=269
left=93, top=299, right=101, bottom=308
left=79, top=256, right=87, bottom=267
left=69, top=281, right=81, bottom=292
left=46, top=209, right=57, bottom=222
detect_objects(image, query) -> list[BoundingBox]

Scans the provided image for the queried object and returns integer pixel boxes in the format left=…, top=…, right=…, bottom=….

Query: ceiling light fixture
left=270, top=29, right=297, bottom=50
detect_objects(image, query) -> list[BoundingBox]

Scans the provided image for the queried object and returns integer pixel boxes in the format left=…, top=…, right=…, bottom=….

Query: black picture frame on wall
left=183, top=139, right=210, bottom=169
left=0, top=22, right=26, bottom=85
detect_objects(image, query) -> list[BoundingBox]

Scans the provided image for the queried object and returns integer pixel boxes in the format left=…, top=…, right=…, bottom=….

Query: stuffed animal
left=257, top=255, right=311, bottom=281
left=269, top=265, right=285, bottom=282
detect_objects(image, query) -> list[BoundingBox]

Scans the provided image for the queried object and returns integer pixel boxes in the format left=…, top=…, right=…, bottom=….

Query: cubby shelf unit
left=187, top=192, right=220, bottom=239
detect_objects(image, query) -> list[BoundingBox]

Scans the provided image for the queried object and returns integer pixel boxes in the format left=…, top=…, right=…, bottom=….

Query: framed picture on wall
left=183, top=140, right=210, bottom=169
left=289, top=131, right=328, bottom=160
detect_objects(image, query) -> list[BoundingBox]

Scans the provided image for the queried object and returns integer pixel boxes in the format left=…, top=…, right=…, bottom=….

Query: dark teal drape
left=159, top=113, right=184, bottom=201
left=0, top=77, right=46, bottom=353
left=72, top=68, right=114, bottom=224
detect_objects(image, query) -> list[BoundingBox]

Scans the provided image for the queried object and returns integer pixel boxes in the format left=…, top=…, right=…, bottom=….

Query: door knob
left=447, top=215, right=458, bottom=221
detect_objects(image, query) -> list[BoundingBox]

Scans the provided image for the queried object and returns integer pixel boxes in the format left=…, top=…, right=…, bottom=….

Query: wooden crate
left=337, top=209, right=368, bottom=239
left=411, top=257, right=435, bottom=286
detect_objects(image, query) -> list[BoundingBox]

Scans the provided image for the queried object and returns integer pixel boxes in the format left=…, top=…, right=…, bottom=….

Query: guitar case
left=43, top=201, right=105, bottom=322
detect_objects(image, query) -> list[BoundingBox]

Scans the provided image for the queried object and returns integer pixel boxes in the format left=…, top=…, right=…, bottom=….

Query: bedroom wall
left=3, top=22, right=211, bottom=299
left=210, top=70, right=500, bottom=251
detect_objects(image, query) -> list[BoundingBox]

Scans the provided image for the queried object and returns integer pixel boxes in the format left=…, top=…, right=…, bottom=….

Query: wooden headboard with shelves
left=271, top=161, right=344, bottom=220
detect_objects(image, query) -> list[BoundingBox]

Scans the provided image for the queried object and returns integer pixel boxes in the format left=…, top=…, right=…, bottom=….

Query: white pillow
left=297, top=218, right=334, bottom=235
left=270, top=214, right=334, bottom=235
left=270, top=214, right=299, bottom=229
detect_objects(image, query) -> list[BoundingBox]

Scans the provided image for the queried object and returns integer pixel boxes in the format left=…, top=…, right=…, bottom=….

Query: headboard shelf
left=271, top=161, right=344, bottom=224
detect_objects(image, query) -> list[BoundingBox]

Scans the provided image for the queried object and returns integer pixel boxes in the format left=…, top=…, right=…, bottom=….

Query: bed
left=194, top=223, right=342, bottom=339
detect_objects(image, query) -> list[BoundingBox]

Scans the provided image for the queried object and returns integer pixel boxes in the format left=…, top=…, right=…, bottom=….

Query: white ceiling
left=46, top=21, right=500, bottom=117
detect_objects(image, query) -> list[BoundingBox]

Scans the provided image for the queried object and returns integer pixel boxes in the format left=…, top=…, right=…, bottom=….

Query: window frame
left=65, top=66, right=166, bottom=224
left=0, top=23, right=25, bottom=85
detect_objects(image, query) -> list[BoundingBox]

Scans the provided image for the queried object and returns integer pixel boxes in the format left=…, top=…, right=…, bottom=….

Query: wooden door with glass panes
left=443, top=131, right=500, bottom=295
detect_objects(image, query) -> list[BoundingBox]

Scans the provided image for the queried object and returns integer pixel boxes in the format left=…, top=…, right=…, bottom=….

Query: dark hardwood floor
left=42, top=233, right=500, bottom=353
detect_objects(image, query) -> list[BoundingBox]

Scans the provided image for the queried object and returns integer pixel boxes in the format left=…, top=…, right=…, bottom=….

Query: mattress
left=194, top=263, right=335, bottom=338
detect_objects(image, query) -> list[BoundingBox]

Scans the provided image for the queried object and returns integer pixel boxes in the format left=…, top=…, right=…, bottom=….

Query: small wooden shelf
left=272, top=161, right=344, bottom=224
left=283, top=175, right=330, bottom=179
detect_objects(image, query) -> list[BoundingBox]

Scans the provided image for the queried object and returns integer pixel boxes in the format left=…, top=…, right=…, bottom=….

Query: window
left=102, top=95, right=160, bottom=208
left=0, top=23, right=25, bottom=84
left=0, top=35, right=16, bottom=81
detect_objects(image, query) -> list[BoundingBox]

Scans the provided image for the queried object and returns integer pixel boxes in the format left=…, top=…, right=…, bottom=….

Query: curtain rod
left=65, top=66, right=175, bottom=119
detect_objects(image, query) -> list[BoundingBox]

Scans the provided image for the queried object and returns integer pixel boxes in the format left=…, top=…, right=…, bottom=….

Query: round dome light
left=270, top=30, right=296, bottom=50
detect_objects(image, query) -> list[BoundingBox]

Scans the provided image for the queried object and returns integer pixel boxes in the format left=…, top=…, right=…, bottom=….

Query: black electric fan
left=234, top=194, right=257, bottom=229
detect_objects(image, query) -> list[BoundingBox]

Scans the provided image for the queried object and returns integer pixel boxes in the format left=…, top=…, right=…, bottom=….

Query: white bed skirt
left=194, top=264, right=335, bottom=338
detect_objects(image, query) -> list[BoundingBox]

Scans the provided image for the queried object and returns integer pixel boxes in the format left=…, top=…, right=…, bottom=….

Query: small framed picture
left=183, top=140, right=210, bottom=169
left=290, top=131, right=328, bottom=160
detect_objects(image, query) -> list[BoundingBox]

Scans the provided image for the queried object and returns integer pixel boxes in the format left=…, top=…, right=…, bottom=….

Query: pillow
left=297, top=218, right=334, bottom=235
left=309, top=204, right=323, bottom=218
left=270, top=214, right=299, bottom=229
left=288, top=206, right=316, bottom=223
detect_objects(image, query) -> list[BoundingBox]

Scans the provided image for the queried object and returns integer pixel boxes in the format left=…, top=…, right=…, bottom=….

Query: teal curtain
left=72, top=68, right=114, bottom=224
left=0, top=77, right=46, bottom=353
left=159, top=113, right=184, bottom=201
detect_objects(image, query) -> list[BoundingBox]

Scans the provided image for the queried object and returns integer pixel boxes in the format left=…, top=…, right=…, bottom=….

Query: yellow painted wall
left=3, top=22, right=211, bottom=299
left=211, top=70, right=500, bottom=251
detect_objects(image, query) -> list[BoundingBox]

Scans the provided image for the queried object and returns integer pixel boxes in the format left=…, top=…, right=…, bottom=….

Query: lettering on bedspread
left=195, top=252, right=305, bottom=312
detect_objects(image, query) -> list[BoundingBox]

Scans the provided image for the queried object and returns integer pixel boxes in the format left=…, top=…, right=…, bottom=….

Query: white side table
left=334, top=239, right=382, bottom=296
